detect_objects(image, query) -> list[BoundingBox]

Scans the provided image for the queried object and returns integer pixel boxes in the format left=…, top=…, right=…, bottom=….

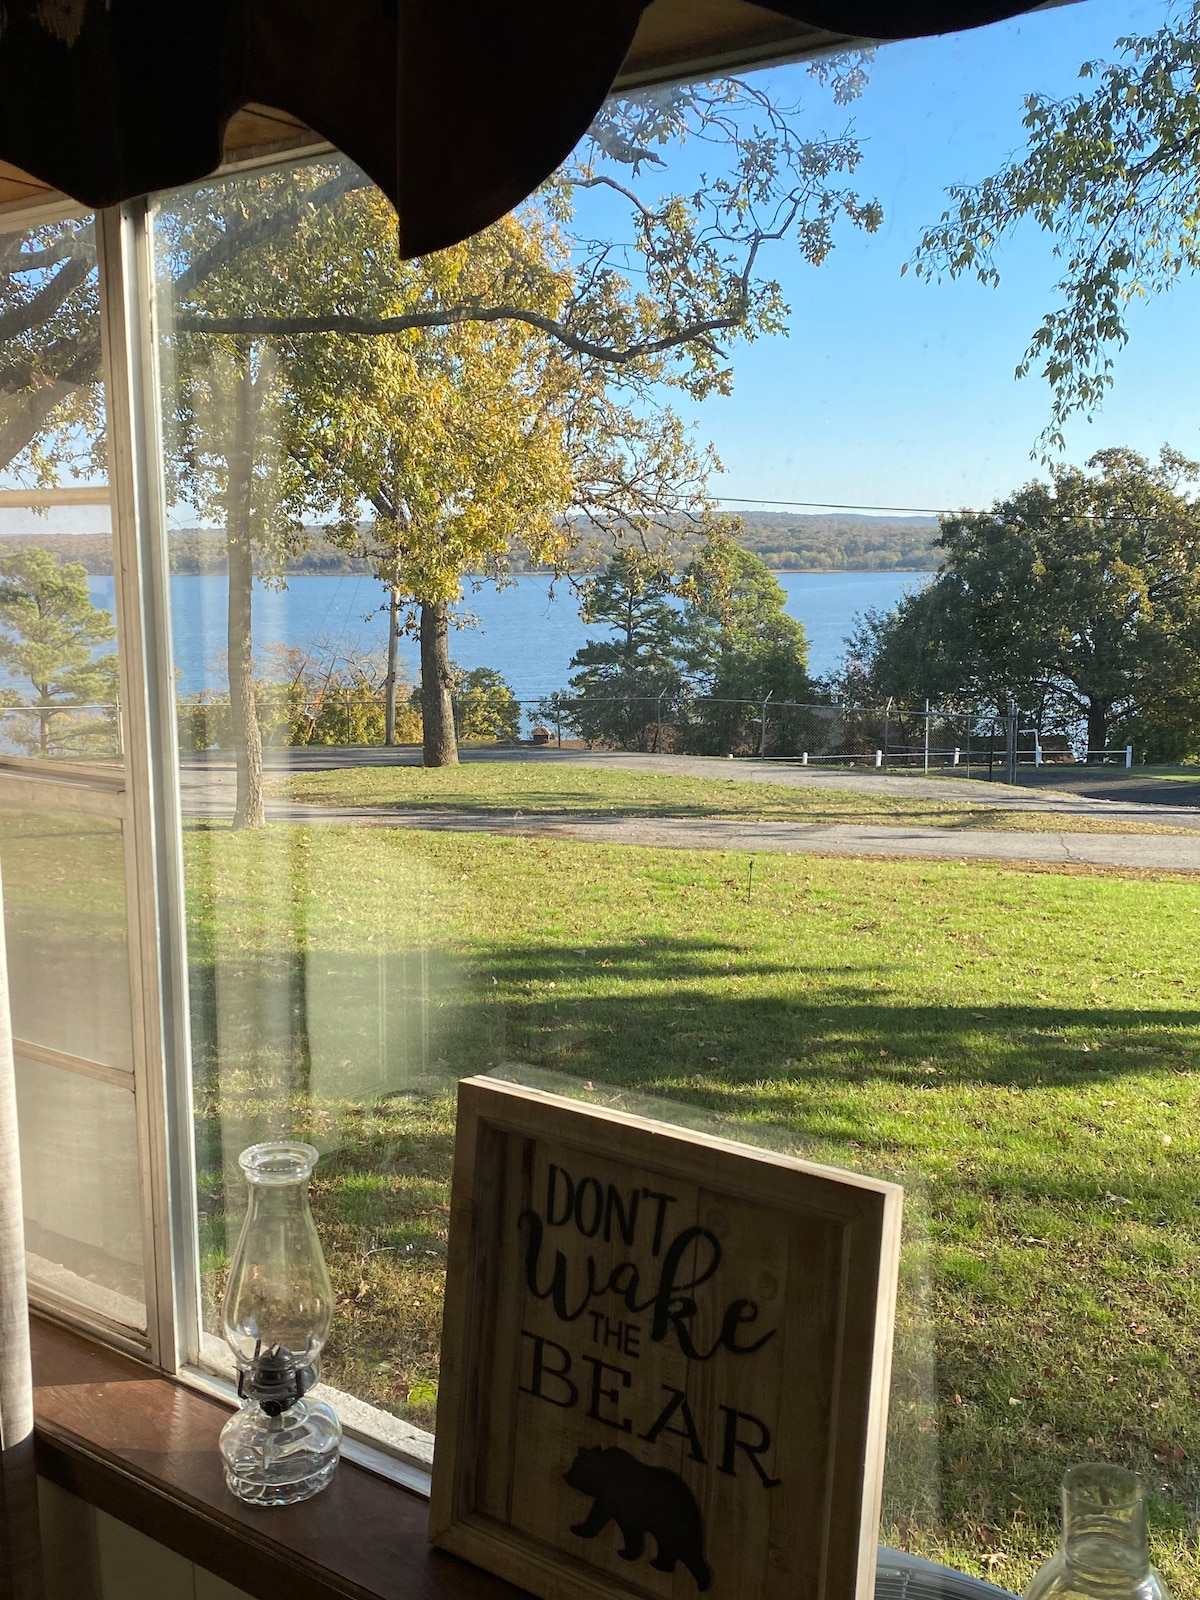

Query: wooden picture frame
left=430, top=1078, right=903, bottom=1600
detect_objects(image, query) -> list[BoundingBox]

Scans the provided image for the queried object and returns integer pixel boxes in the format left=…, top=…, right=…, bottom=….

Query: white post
left=953, top=747, right=960, bottom=766
left=874, top=749, right=883, bottom=768
left=1034, top=732, right=1043, bottom=768
left=1126, top=745, right=1133, bottom=769
left=801, top=751, right=808, bottom=765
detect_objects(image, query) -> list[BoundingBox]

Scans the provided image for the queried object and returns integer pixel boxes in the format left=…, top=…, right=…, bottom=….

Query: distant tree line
left=2, top=510, right=942, bottom=580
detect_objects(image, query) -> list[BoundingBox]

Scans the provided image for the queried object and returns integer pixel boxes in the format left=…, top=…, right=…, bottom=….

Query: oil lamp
left=218, top=1142, right=342, bottom=1505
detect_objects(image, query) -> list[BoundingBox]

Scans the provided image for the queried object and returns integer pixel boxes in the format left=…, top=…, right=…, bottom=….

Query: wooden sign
left=431, top=1078, right=902, bottom=1600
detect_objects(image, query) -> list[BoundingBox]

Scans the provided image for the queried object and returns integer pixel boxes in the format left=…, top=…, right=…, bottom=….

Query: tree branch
left=0, top=343, right=101, bottom=472
left=170, top=170, right=372, bottom=303
left=0, top=250, right=92, bottom=346
left=172, top=299, right=750, bottom=367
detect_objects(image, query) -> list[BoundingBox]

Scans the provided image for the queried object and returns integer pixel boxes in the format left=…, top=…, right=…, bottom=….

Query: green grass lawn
left=180, top=816, right=1200, bottom=1594
left=278, top=761, right=1200, bottom=835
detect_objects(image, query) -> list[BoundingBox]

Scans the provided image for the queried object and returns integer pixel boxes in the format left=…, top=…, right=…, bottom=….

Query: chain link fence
left=6, top=693, right=1122, bottom=772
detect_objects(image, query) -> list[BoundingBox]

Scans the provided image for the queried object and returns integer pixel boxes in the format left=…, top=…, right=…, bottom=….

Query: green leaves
left=911, top=1, right=1200, bottom=450
left=0, top=547, right=119, bottom=755
left=843, top=447, right=1200, bottom=755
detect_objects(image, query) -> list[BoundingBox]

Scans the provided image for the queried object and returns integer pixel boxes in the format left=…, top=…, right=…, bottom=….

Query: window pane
left=0, top=217, right=119, bottom=766
left=152, top=15, right=1198, bottom=1591
left=16, top=1054, right=144, bottom=1328
left=0, top=805, right=132, bottom=1068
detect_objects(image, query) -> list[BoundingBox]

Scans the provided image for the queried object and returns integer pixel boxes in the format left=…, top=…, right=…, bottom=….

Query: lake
left=88, top=569, right=933, bottom=700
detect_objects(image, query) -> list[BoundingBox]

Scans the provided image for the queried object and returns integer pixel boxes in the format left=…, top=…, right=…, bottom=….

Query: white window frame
left=0, top=178, right=434, bottom=1491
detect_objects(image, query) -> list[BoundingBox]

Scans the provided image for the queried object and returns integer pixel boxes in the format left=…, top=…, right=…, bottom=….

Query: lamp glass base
left=219, top=1396, right=342, bottom=1506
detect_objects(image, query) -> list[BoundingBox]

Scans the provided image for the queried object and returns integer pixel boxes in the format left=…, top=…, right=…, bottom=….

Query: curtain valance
left=0, top=0, right=1038, bottom=255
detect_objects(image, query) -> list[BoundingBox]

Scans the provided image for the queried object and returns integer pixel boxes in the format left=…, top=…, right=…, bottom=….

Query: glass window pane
left=0, top=805, right=132, bottom=1068
left=0, top=217, right=119, bottom=766
left=16, top=1055, right=144, bottom=1328
left=153, top=14, right=1198, bottom=1590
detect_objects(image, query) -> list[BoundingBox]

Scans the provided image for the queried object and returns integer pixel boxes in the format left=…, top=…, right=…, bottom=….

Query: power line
left=714, top=493, right=1197, bottom=524
left=716, top=495, right=949, bottom=515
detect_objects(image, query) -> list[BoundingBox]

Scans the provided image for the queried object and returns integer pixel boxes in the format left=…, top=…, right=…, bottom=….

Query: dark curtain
left=0, top=0, right=1037, bottom=256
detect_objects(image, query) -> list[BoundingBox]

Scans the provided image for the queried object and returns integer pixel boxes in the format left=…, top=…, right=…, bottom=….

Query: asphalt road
left=179, top=748, right=1200, bottom=870
left=1006, top=766, right=1200, bottom=809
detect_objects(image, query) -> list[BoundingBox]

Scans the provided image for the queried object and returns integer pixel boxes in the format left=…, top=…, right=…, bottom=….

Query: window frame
left=0, top=183, right=438, bottom=1489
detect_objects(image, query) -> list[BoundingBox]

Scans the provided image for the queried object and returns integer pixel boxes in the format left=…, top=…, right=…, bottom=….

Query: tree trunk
left=1086, top=699, right=1109, bottom=763
left=227, top=363, right=264, bottom=829
left=420, top=600, right=458, bottom=767
left=385, top=587, right=400, bottom=746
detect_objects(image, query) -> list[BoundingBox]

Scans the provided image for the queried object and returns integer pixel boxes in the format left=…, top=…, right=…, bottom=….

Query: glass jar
left=1023, top=1465, right=1174, bottom=1600
left=218, top=1141, right=342, bottom=1506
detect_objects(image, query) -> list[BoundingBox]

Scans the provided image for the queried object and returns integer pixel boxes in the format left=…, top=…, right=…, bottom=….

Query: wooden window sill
left=31, top=1316, right=527, bottom=1600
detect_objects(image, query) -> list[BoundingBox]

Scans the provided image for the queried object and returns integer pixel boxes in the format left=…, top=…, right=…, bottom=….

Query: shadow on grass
left=286, top=783, right=975, bottom=827
left=185, top=930, right=1200, bottom=1552
left=187, top=932, right=1200, bottom=1116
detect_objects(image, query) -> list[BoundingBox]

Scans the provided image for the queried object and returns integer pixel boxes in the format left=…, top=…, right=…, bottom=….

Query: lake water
left=88, top=569, right=932, bottom=700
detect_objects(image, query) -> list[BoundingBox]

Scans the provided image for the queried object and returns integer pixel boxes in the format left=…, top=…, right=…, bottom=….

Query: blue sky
left=609, top=0, right=1194, bottom=515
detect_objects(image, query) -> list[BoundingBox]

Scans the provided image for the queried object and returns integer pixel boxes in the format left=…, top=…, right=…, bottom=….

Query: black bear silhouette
left=564, top=1444, right=712, bottom=1591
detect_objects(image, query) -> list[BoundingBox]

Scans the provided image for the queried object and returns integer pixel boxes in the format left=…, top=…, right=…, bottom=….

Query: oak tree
left=841, top=448, right=1200, bottom=755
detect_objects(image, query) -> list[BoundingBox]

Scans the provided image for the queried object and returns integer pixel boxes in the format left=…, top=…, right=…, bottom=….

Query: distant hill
left=0, top=510, right=942, bottom=577
left=726, top=511, right=940, bottom=571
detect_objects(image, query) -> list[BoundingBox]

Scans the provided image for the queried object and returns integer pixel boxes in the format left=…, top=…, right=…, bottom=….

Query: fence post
left=1126, top=745, right=1133, bottom=769
left=1034, top=730, right=1042, bottom=767
left=758, top=691, right=772, bottom=758
left=874, top=749, right=883, bottom=768
left=953, top=747, right=960, bottom=766
left=923, top=698, right=930, bottom=776
left=801, top=751, right=808, bottom=765
left=556, top=708, right=562, bottom=748
left=1005, top=696, right=1018, bottom=785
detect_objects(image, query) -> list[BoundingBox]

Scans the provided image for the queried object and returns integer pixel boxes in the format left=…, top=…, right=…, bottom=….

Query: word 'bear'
left=564, top=1444, right=712, bottom=1591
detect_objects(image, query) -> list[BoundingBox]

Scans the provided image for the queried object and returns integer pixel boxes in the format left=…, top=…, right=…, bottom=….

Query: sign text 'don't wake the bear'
left=430, top=1078, right=902, bottom=1600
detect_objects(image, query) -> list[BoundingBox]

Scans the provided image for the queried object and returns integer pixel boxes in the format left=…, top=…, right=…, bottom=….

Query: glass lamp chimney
left=218, top=1142, right=341, bottom=1505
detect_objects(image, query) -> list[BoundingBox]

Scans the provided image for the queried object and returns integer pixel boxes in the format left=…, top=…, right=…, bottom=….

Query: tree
left=840, top=449, right=1200, bottom=756
left=0, top=547, right=119, bottom=757
left=677, top=534, right=812, bottom=754
left=171, top=66, right=884, bottom=780
left=282, top=205, right=581, bottom=767
left=0, top=220, right=103, bottom=481
left=451, top=668, right=522, bottom=744
left=3, top=65, right=886, bottom=801
left=910, top=3, right=1200, bottom=450
left=159, top=166, right=382, bottom=825
left=563, top=534, right=815, bottom=754
left=564, top=550, right=689, bottom=750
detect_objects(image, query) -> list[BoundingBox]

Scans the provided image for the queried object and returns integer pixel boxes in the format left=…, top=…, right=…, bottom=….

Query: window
left=0, top=213, right=165, bottom=1350
left=3, top=8, right=1198, bottom=1594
